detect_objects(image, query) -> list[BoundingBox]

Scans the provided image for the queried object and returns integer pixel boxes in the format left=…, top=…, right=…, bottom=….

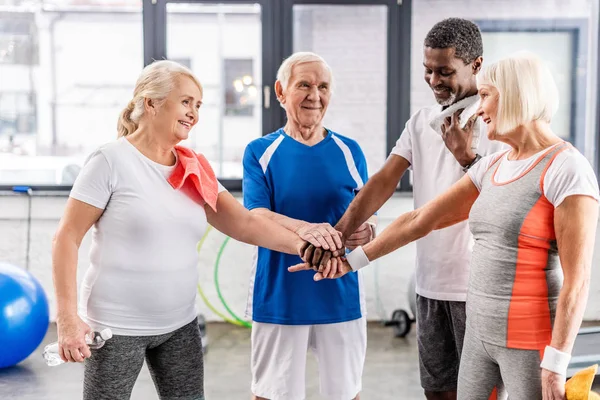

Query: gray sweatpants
left=83, top=318, right=204, bottom=400
left=458, top=326, right=542, bottom=400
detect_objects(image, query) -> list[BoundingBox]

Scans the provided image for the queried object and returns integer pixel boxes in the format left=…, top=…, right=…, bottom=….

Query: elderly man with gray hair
left=242, top=51, right=375, bottom=400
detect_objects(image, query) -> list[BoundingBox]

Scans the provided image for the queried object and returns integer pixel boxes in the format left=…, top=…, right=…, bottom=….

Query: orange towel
left=566, top=364, right=600, bottom=400
left=168, top=145, right=218, bottom=212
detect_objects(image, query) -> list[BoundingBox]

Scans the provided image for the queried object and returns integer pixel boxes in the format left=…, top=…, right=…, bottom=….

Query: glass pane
left=0, top=0, right=143, bottom=185
left=481, top=31, right=573, bottom=139
left=293, top=5, right=388, bottom=175
left=411, top=1, right=597, bottom=159
left=166, top=3, right=262, bottom=179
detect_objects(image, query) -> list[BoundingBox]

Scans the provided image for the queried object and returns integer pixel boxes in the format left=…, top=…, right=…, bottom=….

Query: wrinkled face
left=278, top=61, right=331, bottom=129
left=423, top=47, right=479, bottom=106
left=477, top=83, right=500, bottom=139
left=152, top=76, right=202, bottom=142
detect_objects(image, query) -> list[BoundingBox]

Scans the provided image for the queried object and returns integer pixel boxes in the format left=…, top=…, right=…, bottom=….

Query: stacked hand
left=292, top=222, right=375, bottom=280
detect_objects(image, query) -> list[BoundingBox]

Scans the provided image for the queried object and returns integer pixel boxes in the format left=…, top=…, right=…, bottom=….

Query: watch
left=462, top=153, right=482, bottom=173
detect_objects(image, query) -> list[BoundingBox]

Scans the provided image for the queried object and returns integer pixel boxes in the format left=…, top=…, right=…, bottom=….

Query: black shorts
left=416, top=294, right=466, bottom=392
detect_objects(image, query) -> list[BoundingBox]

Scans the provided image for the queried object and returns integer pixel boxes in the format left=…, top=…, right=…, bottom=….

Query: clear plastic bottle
left=42, top=328, right=113, bottom=366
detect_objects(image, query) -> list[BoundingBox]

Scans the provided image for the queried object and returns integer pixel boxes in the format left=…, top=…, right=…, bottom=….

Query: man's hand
left=345, top=222, right=375, bottom=250
left=441, top=109, right=477, bottom=167
left=300, top=245, right=345, bottom=271
left=541, top=368, right=566, bottom=400
left=289, top=256, right=352, bottom=281
left=295, top=222, right=343, bottom=251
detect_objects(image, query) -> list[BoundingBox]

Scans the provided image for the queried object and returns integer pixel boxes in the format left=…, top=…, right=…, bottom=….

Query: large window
left=165, top=3, right=262, bottom=179
left=2, top=0, right=599, bottom=189
left=411, top=0, right=598, bottom=162
left=478, top=21, right=587, bottom=150
left=224, top=58, right=256, bottom=117
left=0, top=0, right=143, bottom=185
left=292, top=4, right=389, bottom=175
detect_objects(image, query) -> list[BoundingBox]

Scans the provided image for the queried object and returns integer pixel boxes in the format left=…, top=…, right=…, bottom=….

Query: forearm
left=250, top=208, right=306, bottom=233
left=362, top=209, right=431, bottom=262
left=336, top=174, right=396, bottom=239
left=51, top=236, right=80, bottom=319
left=550, top=278, right=590, bottom=353
left=234, top=213, right=303, bottom=255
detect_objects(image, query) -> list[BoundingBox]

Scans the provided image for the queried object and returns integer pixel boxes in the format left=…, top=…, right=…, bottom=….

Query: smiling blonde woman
left=52, top=60, right=310, bottom=400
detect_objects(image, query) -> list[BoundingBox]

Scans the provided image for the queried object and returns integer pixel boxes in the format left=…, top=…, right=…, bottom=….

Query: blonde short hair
left=117, top=60, right=203, bottom=137
left=477, top=52, right=559, bottom=134
left=276, top=51, right=334, bottom=93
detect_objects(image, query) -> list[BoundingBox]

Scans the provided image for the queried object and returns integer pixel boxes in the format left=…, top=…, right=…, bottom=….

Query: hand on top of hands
left=291, top=222, right=375, bottom=281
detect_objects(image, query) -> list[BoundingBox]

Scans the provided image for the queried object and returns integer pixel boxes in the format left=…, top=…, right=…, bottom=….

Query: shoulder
left=83, top=139, right=128, bottom=168
left=550, top=146, right=595, bottom=177
left=410, top=105, right=438, bottom=123
left=246, top=130, right=285, bottom=155
left=330, top=131, right=362, bottom=151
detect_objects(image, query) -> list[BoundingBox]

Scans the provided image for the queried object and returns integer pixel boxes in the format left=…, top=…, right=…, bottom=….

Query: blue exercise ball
left=0, top=262, right=49, bottom=368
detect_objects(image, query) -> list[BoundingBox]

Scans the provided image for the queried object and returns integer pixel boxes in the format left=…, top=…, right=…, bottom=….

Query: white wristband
left=346, top=246, right=370, bottom=271
left=540, top=346, right=571, bottom=375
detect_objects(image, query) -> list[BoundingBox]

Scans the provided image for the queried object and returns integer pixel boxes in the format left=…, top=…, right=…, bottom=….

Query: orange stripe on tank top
left=506, top=144, right=569, bottom=350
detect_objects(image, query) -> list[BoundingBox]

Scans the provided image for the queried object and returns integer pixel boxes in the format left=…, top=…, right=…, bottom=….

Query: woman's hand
left=541, top=368, right=566, bottom=400
left=289, top=256, right=352, bottom=281
left=57, top=314, right=93, bottom=363
left=295, top=222, right=343, bottom=251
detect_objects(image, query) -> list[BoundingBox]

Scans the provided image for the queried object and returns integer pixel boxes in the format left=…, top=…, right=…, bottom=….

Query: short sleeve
left=467, top=151, right=505, bottom=192
left=543, top=150, right=600, bottom=207
left=389, top=119, right=413, bottom=165
left=242, top=144, right=272, bottom=211
left=69, top=150, right=112, bottom=209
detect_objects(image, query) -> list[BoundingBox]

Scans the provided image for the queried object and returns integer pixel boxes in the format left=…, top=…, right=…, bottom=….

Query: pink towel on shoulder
left=168, top=145, right=218, bottom=212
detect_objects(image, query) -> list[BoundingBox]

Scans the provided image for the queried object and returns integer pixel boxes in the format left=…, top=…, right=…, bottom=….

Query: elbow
left=411, top=210, right=434, bottom=241
left=561, top=268, right=591, bottom=300
left=52, top=227, right=81, bottom=255
left=234, top=212, right=258, bottom=244
left=563, top=274, right=590, bottom=297
left=371, top=172, right=397, bottom=198
left=51, top=230, right=64, bottom=255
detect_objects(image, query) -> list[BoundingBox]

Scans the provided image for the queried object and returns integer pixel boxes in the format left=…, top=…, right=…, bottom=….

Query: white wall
left=2, top=192, right=600, bottom=323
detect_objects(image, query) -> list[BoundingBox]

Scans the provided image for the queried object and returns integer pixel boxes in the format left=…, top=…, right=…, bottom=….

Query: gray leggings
left=84, top=318, right=204, bottom=400
left=458, top=326, right=542, bottom=400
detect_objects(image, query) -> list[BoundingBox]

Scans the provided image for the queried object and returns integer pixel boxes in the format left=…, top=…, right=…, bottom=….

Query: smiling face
left=476, top=83, right=500, bottom=139
left=277, top=61, right=331, bottom=130
left=423, top=47, right=481, bottom=106
left=151, top=75, right=203, bottom=142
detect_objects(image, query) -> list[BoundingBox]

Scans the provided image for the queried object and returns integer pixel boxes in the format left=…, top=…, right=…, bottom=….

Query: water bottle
left=42, top=328, right=113, bottom=366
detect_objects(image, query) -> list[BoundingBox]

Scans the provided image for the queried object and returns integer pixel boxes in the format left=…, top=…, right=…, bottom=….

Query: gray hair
left=276, top=51, right=335, bottom=94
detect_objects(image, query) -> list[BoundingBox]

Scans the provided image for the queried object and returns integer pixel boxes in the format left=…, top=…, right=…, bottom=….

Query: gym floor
left=2, top=322, right=599, bottom=400
left=0, top=322, right=424, bottom=400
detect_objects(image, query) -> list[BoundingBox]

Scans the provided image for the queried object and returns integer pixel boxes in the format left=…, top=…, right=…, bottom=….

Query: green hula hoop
left=214, top=236, right=252, bottom=328
left=196, top=227, right=246, bottom=327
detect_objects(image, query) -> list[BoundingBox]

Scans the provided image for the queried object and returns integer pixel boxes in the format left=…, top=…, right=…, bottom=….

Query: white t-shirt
left=70, top=137, right=225, bottom=336
left=468, top=144, right=600, bottom=207
left=390, top=103, right=506, bottom=301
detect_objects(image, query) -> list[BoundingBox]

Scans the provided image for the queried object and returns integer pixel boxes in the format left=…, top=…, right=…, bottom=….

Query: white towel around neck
left=428, top=95, right=484, bottom=152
